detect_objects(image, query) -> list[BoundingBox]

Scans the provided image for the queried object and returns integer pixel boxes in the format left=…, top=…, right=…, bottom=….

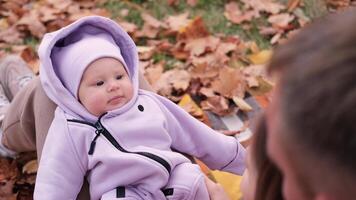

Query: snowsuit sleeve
left=34, top=108, right=87, bottom=199
left=152, top=93, right=246, bottom=175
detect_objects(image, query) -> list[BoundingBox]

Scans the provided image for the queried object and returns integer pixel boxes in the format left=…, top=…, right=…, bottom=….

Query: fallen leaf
left=287, top=0, right=301, bottom=11
left=212, top=66, right=246, bottom=98
left=201, top=95, right=233, bottom=116
left=141, top=13, right=167, bottom=29
left=268, top=13, right=295, bottom=29
left=247, top=50, right=272, bottom=65
left=185, top=36, right=220, bottom=57
left=165, top=13, right=191, bottom=32
left=186, top=0, right=198, bottom=6
left=178, top=94, right=203, bottom=117
left=136, top=23, right=160, bottom=38
left=224, top=2, right=259, bottom=24
left=0, top=26, right=22, bottom=44
left=178, top=16, right=209, bottom=40
left=232, top=96, right=252, bottom=112
left=154, top=69, right=191, bottom=97
left=137, top=46, right=155, bottom=60
left=241, top=0, right=285, bottom=14
left=22, top=160, right=38, bottom=174
left=119, top=21, right=138, bottom=34
left=144, top=62, right=163, bottom=85
left=47, top=0, right=72, bottom=11
left=17, top=10, right=47, bottom=38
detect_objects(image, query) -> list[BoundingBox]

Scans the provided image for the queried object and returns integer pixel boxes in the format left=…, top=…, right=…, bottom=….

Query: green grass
left=24, top=36, right=39, bottom=51
left=102, top=0, right=273, bottom=49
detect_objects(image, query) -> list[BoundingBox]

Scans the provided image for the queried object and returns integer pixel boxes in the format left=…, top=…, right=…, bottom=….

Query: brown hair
left=267, top=7, right=356, bottom=190
left=252, top=115, right=283, bottom=200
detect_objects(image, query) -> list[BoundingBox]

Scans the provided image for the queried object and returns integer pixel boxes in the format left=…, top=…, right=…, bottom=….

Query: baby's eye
left=96, top=81, right=104, bottom=86
left=116, top=75, right=123, bottom=80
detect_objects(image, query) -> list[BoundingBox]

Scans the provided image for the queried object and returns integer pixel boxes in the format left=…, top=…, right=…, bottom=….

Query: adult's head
left=266, top=8, right=356, bottom=200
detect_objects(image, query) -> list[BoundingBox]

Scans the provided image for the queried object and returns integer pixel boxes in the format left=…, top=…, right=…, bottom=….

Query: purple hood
left=38, top=16, right=139, bottom=122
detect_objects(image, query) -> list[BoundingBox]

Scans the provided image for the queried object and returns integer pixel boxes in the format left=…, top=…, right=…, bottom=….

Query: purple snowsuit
left=34, top=16, right=246, bottom=200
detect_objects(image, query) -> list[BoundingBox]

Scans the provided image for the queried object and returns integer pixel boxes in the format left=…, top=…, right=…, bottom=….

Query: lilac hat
left=53, top=32, right=127, bottom=99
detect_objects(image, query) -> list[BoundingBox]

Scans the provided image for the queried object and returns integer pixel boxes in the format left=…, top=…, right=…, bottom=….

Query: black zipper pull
left=88, top=113, right=107, bottom=155
left=88, top=129, right=101, bottom=155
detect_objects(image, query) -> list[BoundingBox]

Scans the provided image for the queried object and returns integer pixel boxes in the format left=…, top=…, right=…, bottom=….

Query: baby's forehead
left=83, top=57, right=128, bottom=76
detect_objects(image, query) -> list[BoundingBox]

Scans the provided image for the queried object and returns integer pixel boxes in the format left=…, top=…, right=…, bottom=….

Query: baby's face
left=78, top=57, right=133, bottom=116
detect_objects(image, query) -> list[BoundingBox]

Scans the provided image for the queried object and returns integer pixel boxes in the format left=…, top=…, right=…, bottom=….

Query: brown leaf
left=224, top=2, right=258, bottom=24
left=189, top=63, right=219, bottom=80
left=119, top=21, right=138, bottom=34
left=165, top=13, right=191, bottom=33
left=136, top=23, right=160, bottom=39
left=212, top=66, right=246, bottom=98
left=186, top=0, right=198, bottom=6
left=17, top=10, right=47, bottom=38
left=137, top=46, right=155, bottom=60
left=47, top=0, right=72, bottom=11
left=287, top=0, right=301, bottom=11
left=141, top=13, right=167, bottom=28
left=200, top=87, right=215, bottom=97
left=154, top=69, right=191, bottom=97
left=144, top=62, right=164, bottom=85
left=190, top=53, right=220, bottom=67
left=268, top=13, right=295, bottom=29
left=0, top=26, right=22, bottom=44
left=178, top=16, right=209, bottom=40
left=241, top=0, right=285, bottom=14
left=201, top=95, right=232, bottom=116
left=38, top=5, right=61, bottom=22
left=185, top=36, right=220, bottom=57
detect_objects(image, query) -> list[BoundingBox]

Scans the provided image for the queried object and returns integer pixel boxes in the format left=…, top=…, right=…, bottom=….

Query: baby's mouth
left=108, top=96, right=124, bottom=104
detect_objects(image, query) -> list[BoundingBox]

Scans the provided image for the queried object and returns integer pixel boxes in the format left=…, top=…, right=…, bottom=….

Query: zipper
left=67, top=116, right=171, bottom=174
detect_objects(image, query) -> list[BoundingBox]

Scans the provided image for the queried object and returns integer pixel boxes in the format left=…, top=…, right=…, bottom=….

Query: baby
left=34, top=16, right=246, bottom=200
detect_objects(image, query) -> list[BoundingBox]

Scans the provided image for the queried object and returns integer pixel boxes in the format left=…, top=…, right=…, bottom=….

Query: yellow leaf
left=232, top=96, right=252, bottom=112
left=247, top=50, right=272, bottom=65
left=22, top=160, right=38, bottom=174
left=178, top=94, right=203, bottom=117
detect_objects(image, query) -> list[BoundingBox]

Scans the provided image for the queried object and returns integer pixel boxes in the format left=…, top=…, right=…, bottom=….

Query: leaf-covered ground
left=0, top=0, right=355, bottom=199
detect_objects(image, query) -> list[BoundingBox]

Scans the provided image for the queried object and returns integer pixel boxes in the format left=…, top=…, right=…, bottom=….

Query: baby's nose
left=107, top=81, right=119, bottom=91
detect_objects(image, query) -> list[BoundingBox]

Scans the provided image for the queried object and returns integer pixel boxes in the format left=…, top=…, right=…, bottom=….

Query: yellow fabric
left=211, top=170, right=243, bottom=200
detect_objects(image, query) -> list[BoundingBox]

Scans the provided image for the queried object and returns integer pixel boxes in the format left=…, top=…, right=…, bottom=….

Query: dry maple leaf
left=184, top=36, right=220, bottom=57
left=189, top=63, right=219, bottom=80
left=201, top=95, right=232, bottom=116
left=186, top=0, right=198, bottom=6
left=154, top=69, right=191, bottom=97
left=38, top=5, right=61, bottom=22
left=118, top=21, right=138, bottom=34
left=0, top=26, right=22, bottom=44
left=136, top=23, right=160, bottom=39
left=178, top=16, right=209, bottom=40
left=224, top=2, right=259, bottom=24
left=241, top=0, right=285, bottom=14
left=137, top=46, right=155, bottom=60
left=165, top=12, right=191, bottom=33
left=144, top=62, right=164, bottom=85
left=17, top=10, right=47, bottom=38
left=47, top=0, right=72, bottom=11
left=268, top=13, right=295, bottom=29
left=141, top=13, right=167, bottom=28
left=212, top=66, right=246, bottom=98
